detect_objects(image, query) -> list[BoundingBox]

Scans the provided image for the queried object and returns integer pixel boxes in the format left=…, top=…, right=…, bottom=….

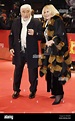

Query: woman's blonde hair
left=42, top=4, right=59, bottom=17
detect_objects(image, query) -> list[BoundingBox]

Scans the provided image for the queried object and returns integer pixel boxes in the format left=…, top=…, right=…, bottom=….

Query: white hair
left=20, top=4, right=32, bottom=12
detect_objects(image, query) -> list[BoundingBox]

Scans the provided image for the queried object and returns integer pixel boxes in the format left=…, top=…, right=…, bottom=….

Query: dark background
left=0, top=0, right=69, bottom=14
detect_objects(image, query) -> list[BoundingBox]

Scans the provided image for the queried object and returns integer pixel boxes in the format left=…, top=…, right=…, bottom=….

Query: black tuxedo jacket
left=9, top=17, right=42, bottom=68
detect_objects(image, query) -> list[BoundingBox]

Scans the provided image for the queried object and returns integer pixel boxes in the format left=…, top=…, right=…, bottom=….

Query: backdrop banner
left=0, top=30, right=75, bottom=61
left=0, top=30, right=12, bottom=60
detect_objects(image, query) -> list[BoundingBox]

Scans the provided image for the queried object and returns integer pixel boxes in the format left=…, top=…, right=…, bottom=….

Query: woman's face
left=43, top=8, right=52, bottom=20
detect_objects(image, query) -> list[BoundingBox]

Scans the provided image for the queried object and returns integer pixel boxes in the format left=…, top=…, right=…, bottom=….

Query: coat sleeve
left=34, top=18, right=43, bottom=41
left=9, top=21, right=15, bottom=50
left=53, top=18, right=68, bottom=47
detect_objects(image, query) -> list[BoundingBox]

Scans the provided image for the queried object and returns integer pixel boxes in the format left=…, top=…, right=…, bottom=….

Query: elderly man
left=9, top=4, right=42, bottom=99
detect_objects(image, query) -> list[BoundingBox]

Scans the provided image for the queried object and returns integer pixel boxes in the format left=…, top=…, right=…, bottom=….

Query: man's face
left=20, top=7, right=31, bottom=21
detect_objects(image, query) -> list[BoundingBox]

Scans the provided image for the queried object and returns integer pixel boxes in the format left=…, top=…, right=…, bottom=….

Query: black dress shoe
left=52, top=95, right=63, bottom=105
left=12, top=91, right=20, bottom=99
left=29, top=92, right=35, bottom=99
left=50, top=95, right=55, bottom=99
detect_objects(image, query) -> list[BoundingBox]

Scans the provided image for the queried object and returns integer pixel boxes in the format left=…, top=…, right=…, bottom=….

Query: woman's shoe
left=52, top=95, right=63, bottom=105
left=50, top=95, right=55, bottom=99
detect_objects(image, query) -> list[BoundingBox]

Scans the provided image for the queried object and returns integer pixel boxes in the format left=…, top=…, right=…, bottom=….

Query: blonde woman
left=39, top=4, right=72, bottom=105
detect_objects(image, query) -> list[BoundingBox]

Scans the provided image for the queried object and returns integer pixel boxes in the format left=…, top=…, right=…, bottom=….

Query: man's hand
left=28, top=29, right=34, bottom=35
left=10, top=49, right=15, bottom=56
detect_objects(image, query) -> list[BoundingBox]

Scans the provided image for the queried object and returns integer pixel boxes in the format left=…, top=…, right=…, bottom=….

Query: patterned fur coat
left=39, top=15, right=72, bottom=82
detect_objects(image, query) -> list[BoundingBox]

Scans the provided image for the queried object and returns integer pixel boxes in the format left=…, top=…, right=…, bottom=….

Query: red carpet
left=0, top=59, right=75, bottom=119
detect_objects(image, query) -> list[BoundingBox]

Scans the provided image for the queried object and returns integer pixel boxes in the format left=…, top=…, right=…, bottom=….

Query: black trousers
left=46, top=69, right=64, bottom=96
left=13, top=51, right=38, bottom=93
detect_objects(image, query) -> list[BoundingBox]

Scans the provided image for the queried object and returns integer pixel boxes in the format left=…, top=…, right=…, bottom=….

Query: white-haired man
left=9, top=4, right=42, bottom=99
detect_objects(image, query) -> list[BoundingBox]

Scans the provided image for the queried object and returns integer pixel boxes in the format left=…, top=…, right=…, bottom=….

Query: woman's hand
left=46, top=40, right=54, bottom=47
